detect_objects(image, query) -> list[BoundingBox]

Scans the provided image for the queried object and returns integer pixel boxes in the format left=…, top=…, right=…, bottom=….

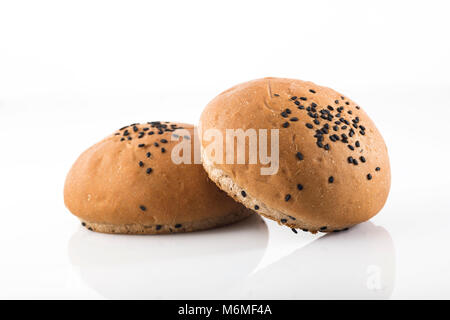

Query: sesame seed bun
left=199, top=78, right=391, bottom=233
left=64, top=122, right=252, bottom=234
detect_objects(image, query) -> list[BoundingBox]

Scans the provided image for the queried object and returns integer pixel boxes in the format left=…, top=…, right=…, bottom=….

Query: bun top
left=199, top=78, right=391, bottom=229
left=64, top=122, right=247, bottom=227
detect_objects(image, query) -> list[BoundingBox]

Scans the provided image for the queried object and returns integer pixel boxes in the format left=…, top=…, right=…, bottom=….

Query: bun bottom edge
left=201, top=151, right=355, bottom=234
left=78, top=209, right=252, bottom=235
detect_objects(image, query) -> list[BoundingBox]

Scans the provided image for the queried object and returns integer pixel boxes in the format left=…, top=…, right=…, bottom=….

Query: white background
left=0, top=0, right=449, bottom=299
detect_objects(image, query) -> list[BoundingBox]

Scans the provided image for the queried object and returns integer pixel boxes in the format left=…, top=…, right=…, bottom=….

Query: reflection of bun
left=235, top=222, right=395, bottom=299
left=200, top=78, right=391, bottom=233
left=68, top=215, right=268, bottom=299
left=64, top=122, right=252, bottom=234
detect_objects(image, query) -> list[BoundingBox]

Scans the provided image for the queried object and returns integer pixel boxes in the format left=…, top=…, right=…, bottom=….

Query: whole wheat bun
left=64, top=122, right=252, bottom=234
left=199, top=78, right=391, bottom=233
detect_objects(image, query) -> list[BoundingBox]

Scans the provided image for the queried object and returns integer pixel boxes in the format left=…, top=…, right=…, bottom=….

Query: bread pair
left=64, top=78, right=390, bottom=234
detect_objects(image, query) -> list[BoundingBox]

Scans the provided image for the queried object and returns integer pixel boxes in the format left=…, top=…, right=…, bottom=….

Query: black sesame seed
left=348, top=145, right=355, bottom=151
left=241, top=190, right=247, bottom=197
left=316, top=141, right=324, bottom=148
left=146, top=168, right=152, bottom=174
left=281, top=111, right=288, bottom=118
left=160, top=139, right=168, bottom=143
left=274, top=93, right=280, bottom=97
left=334, top=100, right=339, bottom=104
left=360, top=130, right=365, bottom=135
left=297, top=184, right=303, bottom=190
left=133, top=126, right=138, bottom=132
left=154, top=142, right=159, bottom=147
left=306, top=123, right=313, bottom=129
left=285, top=194, right=291, bottom=201
left=294, top=100, right=300, bottom=105
left=348, top=156, right=353, bottom=163
left=161, top=147, right=166, bottom=153
left=290, top=117, right=299, bottom=122
left=313, top=119, right=320, bottom=125
left=140, top=205, right=146, bottom=211
left=254, top=205, right=259, bottom=210
left=282, top=122, right=290, bottom=128
left=119, top=126, right=128, bottom=131
left=355, top=141, right=360, bottom=148
left=138, top=144, right=145, bottom=148
left=148, top=131, right=154, bottom=135
left=156, top=225, right=162, bottom=230
left=299, top=97, right=307, bottom=101
left=81, top=222, right=86, bottom=227
left=311, top=102, right=317, bottom=108
left=309, top=89, right=316, bottom=93
left=324, top=144, right=330, bottom=150
left=291, top=96, right=297, bottom=100
left=288, top=215, right=296, bottom=220
left=376, top=167, right=381, bottom=171
left=353, top=158, right=358, bottom=165
left=146, top=152, right=151, bottom=158
left=281, top=219, right=287, bottom=223
left=88, top=227, right=93, bottom=231
left=320, top=226, right=327, bottom=231
left=139, top=161, right=144, bottom=167
left=291, top=228, right=298, bottom=234
left=120, top=138, right=125, bottom=141
left=123, top=130, right=129, bottom=136
left=360, top=156, right=366, bottom=163
left=367, top=173, right=372, bottom=180
left=296, top=152, right=304, bottom=161
left=328, top=176, right=334, bottom=183
left=286, top=108, right=291, bottom=114
left=175, top=224, right=182, bottom=228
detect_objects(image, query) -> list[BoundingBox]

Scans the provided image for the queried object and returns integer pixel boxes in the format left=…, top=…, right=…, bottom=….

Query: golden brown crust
left=199, top=78, right=391, bottom=232
left=64, top=122, right=252, bottom=234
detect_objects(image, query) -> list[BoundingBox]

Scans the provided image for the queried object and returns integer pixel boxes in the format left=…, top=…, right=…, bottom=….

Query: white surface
left=0, top=0, right=449, bottom=299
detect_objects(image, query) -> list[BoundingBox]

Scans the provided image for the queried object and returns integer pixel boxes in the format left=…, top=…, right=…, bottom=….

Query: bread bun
left=199, top=78, right=391, bottom=233
left=64, top=122, right=252, bottom=234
